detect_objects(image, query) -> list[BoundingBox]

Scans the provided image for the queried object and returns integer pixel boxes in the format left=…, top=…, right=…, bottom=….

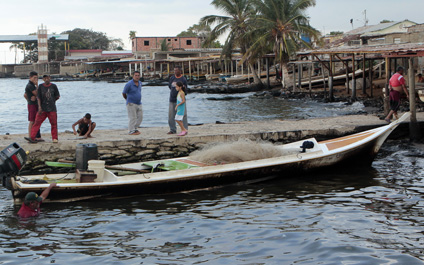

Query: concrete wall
left=14, top=63, right=60, bottom=77
left=59, top=62, right=95, bottom=76
left=0, top=64, right=16, bottom=77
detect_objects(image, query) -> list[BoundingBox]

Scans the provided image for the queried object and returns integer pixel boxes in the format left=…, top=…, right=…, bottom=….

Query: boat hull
left=12, top=134, right=381, bottom=202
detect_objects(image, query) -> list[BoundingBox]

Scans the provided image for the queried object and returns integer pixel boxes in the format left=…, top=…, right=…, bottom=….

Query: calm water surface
left=0, top=141, right=423, bottom=264
left=1, top=78, right=423, bottom=264
left=0, top=78, right=365, bottom=134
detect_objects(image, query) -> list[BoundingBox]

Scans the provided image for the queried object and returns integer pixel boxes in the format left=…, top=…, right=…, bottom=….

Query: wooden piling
left=409, top=57, right=420, bottom=140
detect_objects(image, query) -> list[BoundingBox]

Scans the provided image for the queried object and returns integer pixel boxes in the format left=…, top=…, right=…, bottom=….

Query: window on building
left=394, top=38, right=401, bottom=44
left=186, top=40, right=192, bottom=45
left=144, top=40, right=150, bottom=46
left=168, top=39, right=171, bottom=41
left=175, top=39, right=178, bottom=41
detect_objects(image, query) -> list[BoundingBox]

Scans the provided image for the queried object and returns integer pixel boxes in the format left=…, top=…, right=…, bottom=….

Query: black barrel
left=75, top=143, right=98, bottom=170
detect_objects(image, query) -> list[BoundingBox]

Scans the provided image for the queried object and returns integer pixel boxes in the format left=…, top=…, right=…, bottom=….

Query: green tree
left=129, top=30, right=137, bottom=46
left=380, top=19, right=393, bottom=23
left=251, top=0, right=319, bottom=88
left=48, top=35, right=66, bottom=61
left=129, top=30, right=137, bottom=39
left=62, top=28, right=110, bottom=50
left=329, top=31, right=343, bottom=36
left=9, top=43, right=19, bottom=64
left=201, top=0, right=263, bottom=85
left=177, top=23, right=223, bottom=48
left=109, top=38, right=125, bottom=50
left=160, top=38, right=170, bottom=51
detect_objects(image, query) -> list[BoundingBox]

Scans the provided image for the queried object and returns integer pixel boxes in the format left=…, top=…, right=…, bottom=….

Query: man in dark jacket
left=167, top=66, right=188, bottom=134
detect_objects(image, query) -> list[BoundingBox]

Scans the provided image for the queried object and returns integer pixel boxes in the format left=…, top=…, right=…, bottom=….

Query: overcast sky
left=0, top=0, right=422, bottom=63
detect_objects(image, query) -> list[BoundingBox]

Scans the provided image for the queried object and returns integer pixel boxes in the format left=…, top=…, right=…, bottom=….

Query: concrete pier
left=1, top=113, right=422, bottom=171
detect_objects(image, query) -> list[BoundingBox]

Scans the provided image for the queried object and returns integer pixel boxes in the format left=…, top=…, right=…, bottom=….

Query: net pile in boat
left=189, top=139, right=293, bottom=165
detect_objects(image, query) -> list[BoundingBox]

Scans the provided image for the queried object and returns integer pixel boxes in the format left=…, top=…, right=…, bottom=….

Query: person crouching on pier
left=72, top=113, right=96, bottom=138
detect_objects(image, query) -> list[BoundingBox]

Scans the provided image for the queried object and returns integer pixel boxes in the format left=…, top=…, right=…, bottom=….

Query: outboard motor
left=300, top=141, right=314, bottom=153
left=0, top=143, right=27, bottom=189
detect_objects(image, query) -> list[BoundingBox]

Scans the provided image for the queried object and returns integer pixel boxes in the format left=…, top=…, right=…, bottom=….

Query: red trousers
left=31, top=111, right=58, bottom=140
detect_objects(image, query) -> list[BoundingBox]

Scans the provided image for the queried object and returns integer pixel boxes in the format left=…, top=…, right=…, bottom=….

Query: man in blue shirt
left=122, top=71, right=143, bottom=135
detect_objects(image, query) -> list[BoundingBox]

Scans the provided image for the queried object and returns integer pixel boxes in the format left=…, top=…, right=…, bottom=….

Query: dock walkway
left=1, top=113, right=421, bottom=170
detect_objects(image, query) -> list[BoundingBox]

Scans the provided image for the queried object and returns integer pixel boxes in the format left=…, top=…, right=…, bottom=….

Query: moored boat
left=1, top=113, right=410, bottom=203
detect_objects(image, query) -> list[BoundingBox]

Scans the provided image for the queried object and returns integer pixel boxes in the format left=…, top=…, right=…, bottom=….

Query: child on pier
left=175, top=82, right=187, bottom=136
left=72, top=113, right=96, bottom=138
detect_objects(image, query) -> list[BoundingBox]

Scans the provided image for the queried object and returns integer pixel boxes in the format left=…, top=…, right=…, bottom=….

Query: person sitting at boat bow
left=17, top=183, right=57, bottom=218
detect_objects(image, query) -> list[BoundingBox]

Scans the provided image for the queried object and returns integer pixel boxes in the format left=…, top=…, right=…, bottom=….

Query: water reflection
left=1, top=142, right=424, bottom=264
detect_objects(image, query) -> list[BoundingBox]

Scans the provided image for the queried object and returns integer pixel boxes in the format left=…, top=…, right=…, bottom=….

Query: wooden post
left=241, top=62, right=244, bottom=76
left=308, top=63, right=312, bottom=98
left=266, top=57, right=270, bottom=89
left=384, top=57, right=390, bottom=115
left=197, top=61, right=199, bottom=81
left=352, top=54, right=356, bottom=100
left=329, top=55, right=334, bottom=101
left=258, top=59, right=261, bottom=78
left=408, top=57, right=420, bottom=140
left=247, top=62, right=250, bottom=83
left=298, top=63, right=302, bottom=91
left=189, top=60, right=192, bottom=81
left=292, top=64, right=296, bottom=92
left=160, top=63, right=163, bottom=79
left=369, top=59, right=373, bottom=97
left=321, top=63, right=326, bottom=98
left=362, top=54, right=366, bottom=94
left=346, top=58, right=350, bottom=94
left=231, top=59, right=234, bottom=76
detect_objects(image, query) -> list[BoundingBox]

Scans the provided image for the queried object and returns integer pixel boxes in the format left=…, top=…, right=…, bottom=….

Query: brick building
left=132, top=36, right=203, bottom=53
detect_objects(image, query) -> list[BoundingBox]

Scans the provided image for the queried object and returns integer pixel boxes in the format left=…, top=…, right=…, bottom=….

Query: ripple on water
left=1, top=141, right=424, bottom=263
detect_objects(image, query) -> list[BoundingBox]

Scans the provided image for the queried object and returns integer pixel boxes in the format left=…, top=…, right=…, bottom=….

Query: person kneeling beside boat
left=17, top=183, right=57, bottom=218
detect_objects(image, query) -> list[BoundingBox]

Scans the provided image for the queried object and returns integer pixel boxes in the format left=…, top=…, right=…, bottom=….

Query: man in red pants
left=29, top=75, right=60, bottom=143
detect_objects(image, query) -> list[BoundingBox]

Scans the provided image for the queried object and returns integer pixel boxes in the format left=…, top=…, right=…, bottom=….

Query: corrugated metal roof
left=0, top=34, right=69, bottom=42
left=345, top=20, right=414, bottom=36
left=299, top=43, right=424, bottom=56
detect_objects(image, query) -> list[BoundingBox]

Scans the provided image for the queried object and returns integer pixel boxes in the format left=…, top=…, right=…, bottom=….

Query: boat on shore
left=1, top=113, right=409, bottom=203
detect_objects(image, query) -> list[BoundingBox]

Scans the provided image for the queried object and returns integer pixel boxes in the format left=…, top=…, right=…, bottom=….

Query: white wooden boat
left=2, top=113, right=409, bottom=203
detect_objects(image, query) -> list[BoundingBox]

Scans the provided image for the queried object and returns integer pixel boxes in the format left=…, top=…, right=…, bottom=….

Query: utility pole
left=363, top=10, right=368, bottom=26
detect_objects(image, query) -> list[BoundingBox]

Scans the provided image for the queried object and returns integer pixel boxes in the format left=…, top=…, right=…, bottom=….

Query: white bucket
left=88, top=160, right=105, bottom=182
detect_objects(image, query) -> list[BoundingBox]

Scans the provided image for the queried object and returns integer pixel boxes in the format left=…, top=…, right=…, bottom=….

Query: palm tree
left=251, top=0, right=319, bottom=89
left=129, top=30, right=137, bottom=46
left=129, top=31, right=136, bottom=40
left=201, top=0, right=263, bottom=85
left=9, top=43, right=19, bottom=64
